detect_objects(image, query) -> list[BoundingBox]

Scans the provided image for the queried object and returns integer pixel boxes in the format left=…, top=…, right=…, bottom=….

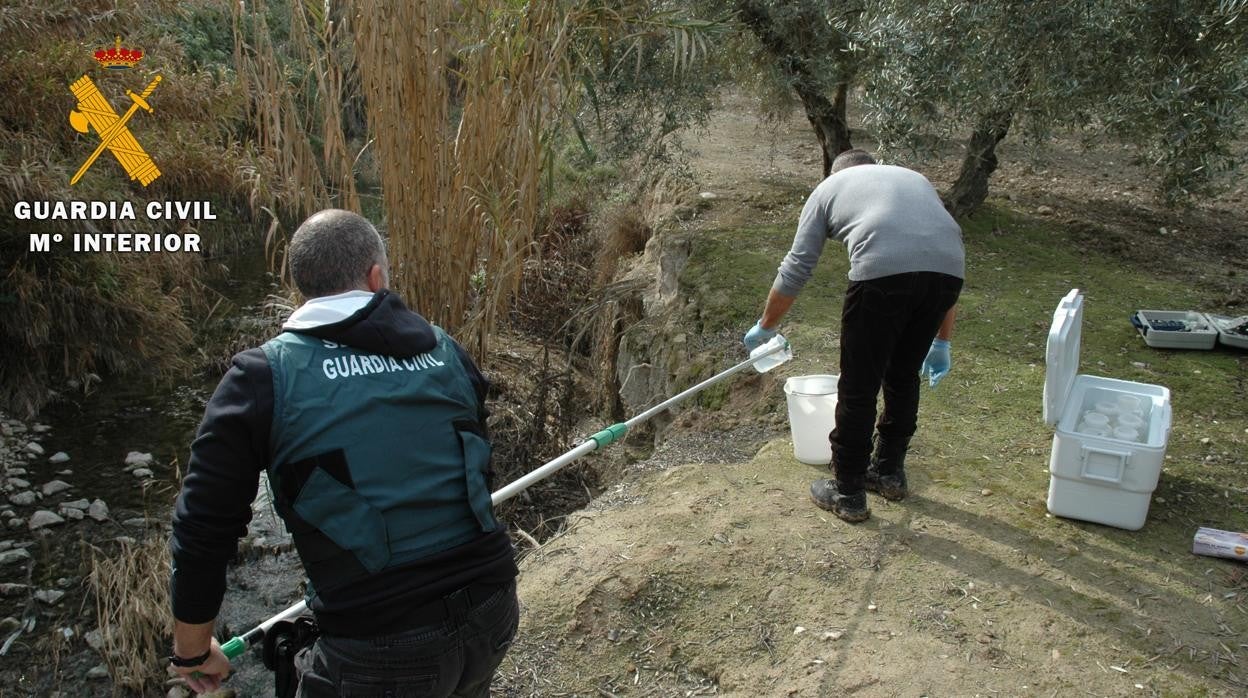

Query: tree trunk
left=737, top=1, right=853, bottom=176
left=944, top=108, right=1014, bottom=219
left=794, top=80, right=853, bottom=176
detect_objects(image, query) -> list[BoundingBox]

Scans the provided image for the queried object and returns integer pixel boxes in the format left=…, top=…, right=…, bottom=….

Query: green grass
left=681, top=193, right=1248, bottom=541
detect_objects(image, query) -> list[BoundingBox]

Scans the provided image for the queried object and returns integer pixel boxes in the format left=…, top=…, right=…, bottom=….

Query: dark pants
left=830, top=272, right=963, bottom=491
left=295, top=582, right=520, bottom=698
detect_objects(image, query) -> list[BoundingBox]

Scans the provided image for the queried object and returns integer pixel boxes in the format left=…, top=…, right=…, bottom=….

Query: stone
left=698, top=191, right=718, bottom=200
left=122, top=518, right=148, bottom=528
left=86, top=665, right=109, bottom=680
left=124, top=451, right=154, bottom=468
left=1036, top=205, right=1054, bottom=215
left=25, top=442, right=44, bottom=456
left=32, top=424, right=51, bottom=434
left=6, top=468, right=27, bottom=476
left=8, top=491, right=37, bottom=506
left=0, top=583, right=28, bottom=597
left=132, top=468, right=154, bottom=479
left=28, top=510, right=65, bottom=529
left=113, top=536, right=136, bottom=545
left=167, top=686, right=192, bottom=698
left=0, top=548, right=31, bottom=565
left=61, top=507, right=84, bottom=521
left=84, top=628, right=105, bottom=651
left=34, top=589, right=65, bottom=604
left=41, top=480, right=71, bottom=496
left=88, top=499, right=109, bottom=522
left=0, top=616, right=20, bottom=633
left=61, top=499, right=89, bottom=510
left=6, top=477, right=30, bottom=489
left=48, top=452, right=70, bottom=465
left=821, top=630, right=844, bottom=641
left=8, top=518, right=24, bottom=529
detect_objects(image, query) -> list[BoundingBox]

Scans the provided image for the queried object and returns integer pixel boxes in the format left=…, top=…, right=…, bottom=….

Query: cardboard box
left=1192, top=527, right=1248, bottom=562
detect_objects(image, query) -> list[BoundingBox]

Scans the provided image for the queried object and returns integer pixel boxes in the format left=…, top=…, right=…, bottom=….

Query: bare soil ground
left=495, top=95, right=1248, bottom=697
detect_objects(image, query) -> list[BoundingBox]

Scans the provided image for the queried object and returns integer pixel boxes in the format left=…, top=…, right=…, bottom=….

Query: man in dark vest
left=168, top=209, right=518, bottom=696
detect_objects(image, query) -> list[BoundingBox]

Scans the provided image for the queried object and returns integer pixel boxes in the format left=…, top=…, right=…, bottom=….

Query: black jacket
left=170, top=290, right=516, bottom=637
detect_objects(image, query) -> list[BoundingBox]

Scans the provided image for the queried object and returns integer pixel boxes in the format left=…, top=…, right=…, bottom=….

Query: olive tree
left=731, top=0, right=869, bottom=175
left=861, top=0, right=1248, bottom=215
left=1097, top=0, right=1248, bottom=205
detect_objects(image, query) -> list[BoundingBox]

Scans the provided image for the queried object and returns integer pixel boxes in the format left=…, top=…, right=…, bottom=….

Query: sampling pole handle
left=625, top=337, right=787, bottom=428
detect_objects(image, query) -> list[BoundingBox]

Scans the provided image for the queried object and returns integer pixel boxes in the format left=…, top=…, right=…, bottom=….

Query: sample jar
left=1078, top=423, right=1111, bottom=437
left=1117, top=413, right=1144, bottom=430
left=1117, top=395, right=1143, bottom=416
left=1093, top=401, right=1120, bottom=417
left=1082, top=411, right=1110, bottom=428
left=1113, top=426, right=1140, bottom=442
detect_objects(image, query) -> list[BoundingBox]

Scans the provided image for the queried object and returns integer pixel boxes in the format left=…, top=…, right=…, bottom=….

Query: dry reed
left=86, top=537, right=174, bottom=695
left=231, top=0, right=360, bottom=221
left=353, top=0, right=573, bottom=357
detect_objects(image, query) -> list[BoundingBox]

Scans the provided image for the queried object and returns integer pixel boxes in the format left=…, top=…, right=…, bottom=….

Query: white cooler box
left=1044, top=290, right=1172, bottom=530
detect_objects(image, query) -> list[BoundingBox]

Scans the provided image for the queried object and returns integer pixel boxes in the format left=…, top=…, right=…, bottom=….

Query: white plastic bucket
left=784, top=374, right=839, bottom=465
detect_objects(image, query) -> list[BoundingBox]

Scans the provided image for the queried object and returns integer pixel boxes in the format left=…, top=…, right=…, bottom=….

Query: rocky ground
left=0, top=407, right=301, bottom=697
left=1, top=410, right=146, bottom=693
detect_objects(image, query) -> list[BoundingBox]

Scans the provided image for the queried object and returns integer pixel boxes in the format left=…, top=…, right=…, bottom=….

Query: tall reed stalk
left=231, top=0, right=358, bottom=221
left=353, top=0, right=571, bottom=356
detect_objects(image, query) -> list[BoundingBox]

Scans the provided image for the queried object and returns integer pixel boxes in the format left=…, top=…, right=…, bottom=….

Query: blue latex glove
left=920, top=338, right=952, bottom=387
left=743, top=321, right=777, bottom=351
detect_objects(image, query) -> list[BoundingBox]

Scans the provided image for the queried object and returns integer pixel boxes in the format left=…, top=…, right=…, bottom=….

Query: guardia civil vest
left=261, top=327, right=496, bottom=593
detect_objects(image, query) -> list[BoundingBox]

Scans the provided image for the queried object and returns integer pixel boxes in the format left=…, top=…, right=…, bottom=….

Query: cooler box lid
left=1044, top=289, right=1083, bottom=427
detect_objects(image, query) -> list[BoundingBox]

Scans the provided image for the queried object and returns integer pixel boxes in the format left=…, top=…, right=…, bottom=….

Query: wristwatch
left=168, top=649, right=211, bottom=668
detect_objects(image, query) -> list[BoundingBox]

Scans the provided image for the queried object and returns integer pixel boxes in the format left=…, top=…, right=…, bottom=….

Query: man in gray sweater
left=744, top=149, right=964, bottom=523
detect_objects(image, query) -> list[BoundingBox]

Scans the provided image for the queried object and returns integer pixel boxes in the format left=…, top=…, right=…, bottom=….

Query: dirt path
left=496, top=95, right=1247, bottom=697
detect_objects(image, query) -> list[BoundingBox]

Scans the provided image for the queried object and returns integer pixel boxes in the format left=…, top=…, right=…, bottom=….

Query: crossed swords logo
left=68, top=73, right=162, bottom=186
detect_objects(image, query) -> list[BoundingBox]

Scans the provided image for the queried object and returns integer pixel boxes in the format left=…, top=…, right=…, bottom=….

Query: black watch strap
left=168, top=649, right=212, bottom=668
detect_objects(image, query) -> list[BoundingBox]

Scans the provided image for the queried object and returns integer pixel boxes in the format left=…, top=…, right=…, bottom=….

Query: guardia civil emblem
left=67, top=37, right=162, bottom=186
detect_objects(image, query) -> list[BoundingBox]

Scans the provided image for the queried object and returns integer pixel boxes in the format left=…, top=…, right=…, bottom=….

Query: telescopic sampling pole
left=219, top=335, right=792, bottom=661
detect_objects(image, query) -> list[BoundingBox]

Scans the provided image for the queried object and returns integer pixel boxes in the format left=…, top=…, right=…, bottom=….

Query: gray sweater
left=773, top=164, right=965, bottom=295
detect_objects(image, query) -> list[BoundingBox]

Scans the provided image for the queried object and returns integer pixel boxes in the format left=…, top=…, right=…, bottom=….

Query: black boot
left=865, top=435, right=909, bottom=501
left=809, top=479, right=869, bottom=523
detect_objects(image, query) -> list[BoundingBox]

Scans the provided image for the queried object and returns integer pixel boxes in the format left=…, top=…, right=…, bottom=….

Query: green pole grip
left=221, top=636, right=247, bottom=660
left=589, top=422, right=628, bottom=448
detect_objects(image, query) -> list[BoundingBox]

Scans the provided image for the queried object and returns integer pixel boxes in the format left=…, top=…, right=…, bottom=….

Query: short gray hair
left=287, top=209, right=388, bottom=298
left=830, top=149, right=876, bottom=173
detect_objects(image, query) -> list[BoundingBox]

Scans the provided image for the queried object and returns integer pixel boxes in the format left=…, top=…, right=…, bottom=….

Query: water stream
left=0, top=248, right=280, bottom=695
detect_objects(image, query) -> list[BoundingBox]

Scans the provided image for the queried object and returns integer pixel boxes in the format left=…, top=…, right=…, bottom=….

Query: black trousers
left=830, top=272, right=963, bottom=491
left=294, top=582, right=519, bottom=697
